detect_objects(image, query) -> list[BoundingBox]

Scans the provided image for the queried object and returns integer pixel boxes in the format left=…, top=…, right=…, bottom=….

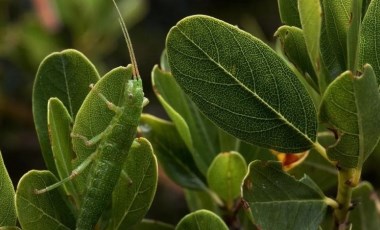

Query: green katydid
left=34, top=1, right=148, bottom=229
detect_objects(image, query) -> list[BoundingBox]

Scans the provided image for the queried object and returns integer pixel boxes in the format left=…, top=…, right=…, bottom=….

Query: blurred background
left=0, top=0, right=281, bottom=224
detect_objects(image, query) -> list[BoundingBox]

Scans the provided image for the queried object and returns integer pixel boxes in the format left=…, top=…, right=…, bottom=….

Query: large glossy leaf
left=275, top=26, right=317, bottom=86
left=33, top=49, right=100, bottom=175
left=15, top=170, right=75, bottom=230
left=110, top=137, right=158, bottom=229
left=0, top=151, right=16, bottom=227
left=166, top=15, right=317, bottom=153
left=277, top=0, right=301, bottom=27
left=48, top=98, right=82, bottom=204
left=319, top=65, right=380, bottom=169
left=243, top=161, right=327, bottom=230
left=140, top=114, right=206, bottom=190
left=207, top=152, right=247, bottom=209
left=322, top=0, right=351, bottom=70
left=176, top=210, right=228, bottom=230
left=298, top=0, right=322, bottom=74
left=350, top=182, right=380, bottom=229
left=71, top=66, right=133, bottom=190
left=152, top=65, right=219, bottom=174
left=360, top=0, right=380, bottom=83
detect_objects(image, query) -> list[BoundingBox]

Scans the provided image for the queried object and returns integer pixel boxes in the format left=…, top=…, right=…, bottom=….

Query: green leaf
left=110, top=137, right=158, bottom=229
left=350, top=182, right=380, bottom=229
left=277, top=0, right=301, bottom=27
left=207, top=152, right=247, bottom=209
left=0, top=227, right=22, bottom=230
left=319, top=64, right=380, bottom=168
left=33, top=49, right=100, bottom=175
left=184, top=189, right=220, bottom=214
left=242, top=161, right=327, bottom=230
left=15, top=170, right=75, bottom=230
left=130, top=219, right=175, bottom=230
left=360, top=0, right=380, bottom=83
left=47, top=98, right=82, bottom=204
left=322, top=0, right=351, bottom=70
left=298, top=0, right=322, bottom=74
left=71, top=66, right=132, bottom=190
left=140, top=114, right=206, bottom=190
left=0, top=151, right=16, bottom=227
left=152, top=65, right=220, bottom=174
left=347, top=0, right=363, bottom=71
left=176, top=210, right=228, bottom=230
left=275, top=25, right=318, bottom=86
left=166, top=15, right=317, bottom=153
left=238, top=142, right=276, bottom=164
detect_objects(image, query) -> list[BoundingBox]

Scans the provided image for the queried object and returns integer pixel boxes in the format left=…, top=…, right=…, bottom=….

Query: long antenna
left=112, top=0, right=140, bottom=80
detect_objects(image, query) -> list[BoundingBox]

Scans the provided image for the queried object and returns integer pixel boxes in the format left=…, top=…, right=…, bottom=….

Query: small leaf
left=140, top=114, right=206, bottom=190
left=0, top=151, right=16, bottom=227
left=360, top=0, right=380, bottom=83
left=184, top=189, right=220, bottom=214
left=33, top=49, right=100, bottom=175
left=319, top=64, right=380, bottom=168
left=130, top=219, right=175, bottom=230
left=48, top=98, right=82, bottom=204
left=350, top=182, right=380, bottom=229
left=152, top=65, right=220, bottom=174
left=298, top=0, right=322, bottom=74
left=71, top=66, right=133, bottom=189
left=15, top=170, right=75, bottom=230
left=207, top=152, right=247, bottom=208
left=275, top=25, right=318, bottom=86
left=176, top=210, right=228, bottom=230
left=322, top=0, right=351, bottom=70
left=243, top=161, right=327, bottom=230
left=277, top=0, right=301, bottom=27
left=166, top=15, right=317, bottom=153
left=111, top=137, right=158, bottom=229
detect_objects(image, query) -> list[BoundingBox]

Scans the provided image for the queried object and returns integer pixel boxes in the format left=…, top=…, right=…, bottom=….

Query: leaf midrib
left=175, top=20, right=314, bottom=145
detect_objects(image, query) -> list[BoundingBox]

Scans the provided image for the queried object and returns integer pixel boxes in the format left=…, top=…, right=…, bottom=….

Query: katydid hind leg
left=34, top=150, right=99, bottom=194
left=89, top=83, right=122, bottom=114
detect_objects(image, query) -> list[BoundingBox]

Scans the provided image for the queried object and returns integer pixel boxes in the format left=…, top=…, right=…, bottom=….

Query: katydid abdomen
left=76, top=79, right=144, bottom=230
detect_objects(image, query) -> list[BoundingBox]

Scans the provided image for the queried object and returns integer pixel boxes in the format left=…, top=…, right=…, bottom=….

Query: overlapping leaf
left=110, top=138, right=158, bottom=229
left=299, top=0, right=322, bottom=75
left=15, top=170, right=75, bottom=230
left=360, top=0, right=380, bottom=83
left=0, top=151, right=16, bottom=227
left=71, top=66, right=133, bottom=187
left=350, top=182, right=380, bottom=229
left=152, top=65, right=220, bottom=174
left=243, top=161, right=327, bottom=230
left=277, top=0, right=301, bottom=27
left=207, top=152, right=247, bottom=209
left=323, top=0, right=351, bottom=70
left=33, top=49, right=100, bottom=175
left=319, top=65, right=380, bottom=168
left=176, top=210, right=228, bottom=230
left=140, top=114, right=206, bottom=190
left=166, top=15, right=317, bottom=153
left=48, top=98, right=82, bottom=204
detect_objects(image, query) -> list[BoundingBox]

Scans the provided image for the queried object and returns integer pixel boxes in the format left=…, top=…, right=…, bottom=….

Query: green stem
left=313, top=142, right=335, bottom=165
left=334, top=168, right=356, bottom=230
